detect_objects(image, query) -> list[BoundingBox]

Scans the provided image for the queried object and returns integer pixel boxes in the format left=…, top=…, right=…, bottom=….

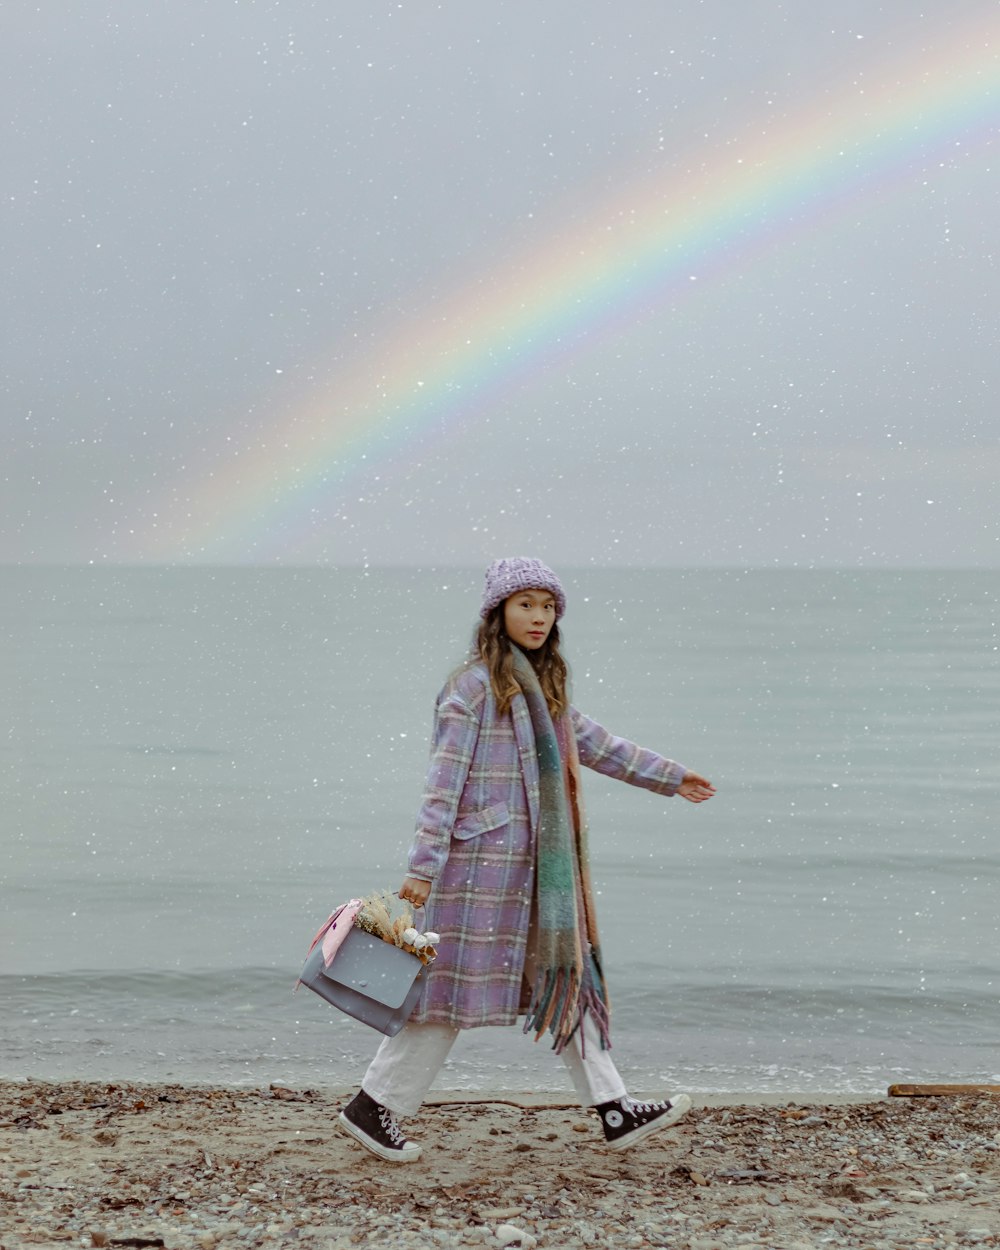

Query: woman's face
left=503, top=588, right=557, bottom=650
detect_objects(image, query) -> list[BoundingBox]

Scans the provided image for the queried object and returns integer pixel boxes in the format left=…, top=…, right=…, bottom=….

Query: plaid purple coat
left=407, top=663, right=686, bottom=1029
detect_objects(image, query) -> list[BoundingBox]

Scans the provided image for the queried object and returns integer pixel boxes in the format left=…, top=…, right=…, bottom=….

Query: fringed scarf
left=512, top=647, right=611, bottom=1054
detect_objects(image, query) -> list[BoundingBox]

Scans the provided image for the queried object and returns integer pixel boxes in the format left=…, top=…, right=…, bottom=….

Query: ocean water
left=2, top=566, right=998, bottom=1095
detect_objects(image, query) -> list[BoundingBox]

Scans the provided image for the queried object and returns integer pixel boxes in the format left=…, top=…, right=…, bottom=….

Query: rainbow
left=143, top=13, right=999, bottom=562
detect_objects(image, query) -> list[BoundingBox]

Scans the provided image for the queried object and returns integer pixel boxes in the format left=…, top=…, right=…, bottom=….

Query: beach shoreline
left=3, top=1080, right=998, bottom=1249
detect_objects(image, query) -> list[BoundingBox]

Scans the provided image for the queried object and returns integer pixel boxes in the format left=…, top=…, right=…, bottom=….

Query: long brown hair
left=474, top=603, right=569, bottom=719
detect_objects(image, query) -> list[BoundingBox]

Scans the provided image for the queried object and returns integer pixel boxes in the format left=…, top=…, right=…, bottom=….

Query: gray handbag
left=298, top=924, right=427, bottom=1036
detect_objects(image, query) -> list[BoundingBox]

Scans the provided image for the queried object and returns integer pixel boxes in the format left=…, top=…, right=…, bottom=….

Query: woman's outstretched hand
left=399, top=876, right=431, bottom=908
left=677, top=771, right=716, bottom=803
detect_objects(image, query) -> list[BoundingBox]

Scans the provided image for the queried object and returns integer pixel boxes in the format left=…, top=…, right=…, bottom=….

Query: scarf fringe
left=523, top=964, right=611, bottom=1054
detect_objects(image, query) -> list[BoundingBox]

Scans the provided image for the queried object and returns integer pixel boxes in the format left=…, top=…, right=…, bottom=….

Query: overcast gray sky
left=4, top=1, right=998, bottom=568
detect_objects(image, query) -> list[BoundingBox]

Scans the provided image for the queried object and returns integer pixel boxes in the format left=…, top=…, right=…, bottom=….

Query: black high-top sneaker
left=595, top=1092, right=692, bottom=1151
left=338, top=1089, right=421, bottom=1162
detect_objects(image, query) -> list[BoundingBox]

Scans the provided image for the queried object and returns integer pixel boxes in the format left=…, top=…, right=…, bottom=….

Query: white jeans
left=362, top=1012, right=628, bottom=1118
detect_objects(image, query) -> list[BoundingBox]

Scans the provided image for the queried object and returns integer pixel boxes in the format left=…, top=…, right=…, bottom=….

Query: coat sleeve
left=571, top=706, right=686, bottom=796
left=407, top=681, right=482, bottom=881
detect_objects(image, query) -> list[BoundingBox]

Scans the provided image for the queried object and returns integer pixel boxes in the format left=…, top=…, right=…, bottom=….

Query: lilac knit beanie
left=480, top=557, right=566, bottom=620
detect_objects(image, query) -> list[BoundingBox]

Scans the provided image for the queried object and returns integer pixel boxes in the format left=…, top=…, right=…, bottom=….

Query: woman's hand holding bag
left=399, top=876, right=431, bottom=907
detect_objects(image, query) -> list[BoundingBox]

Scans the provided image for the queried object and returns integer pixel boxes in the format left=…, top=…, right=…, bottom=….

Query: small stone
left=800, top=1204, right=843, bottom=1222
left=90, top=1235, right=109, bottom=1249
left=494, top=1226, right=536, bottom=1249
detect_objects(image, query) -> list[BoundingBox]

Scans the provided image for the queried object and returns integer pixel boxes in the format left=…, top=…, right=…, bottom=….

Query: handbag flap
left=318, top=926, right=422, bottom=1010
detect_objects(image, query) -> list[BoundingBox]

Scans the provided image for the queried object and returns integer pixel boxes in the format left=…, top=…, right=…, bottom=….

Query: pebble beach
left=2, top=1082, right=999, bottom=1249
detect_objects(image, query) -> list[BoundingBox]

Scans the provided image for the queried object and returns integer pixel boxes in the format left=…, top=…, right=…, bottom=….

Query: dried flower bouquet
left=353, top=889, right=439, bottom=965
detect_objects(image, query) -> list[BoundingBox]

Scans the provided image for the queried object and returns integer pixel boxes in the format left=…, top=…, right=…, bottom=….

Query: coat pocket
left=452, top=801, right=510, bottom=841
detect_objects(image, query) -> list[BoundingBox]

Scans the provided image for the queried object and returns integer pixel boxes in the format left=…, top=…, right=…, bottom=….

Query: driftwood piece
left=888, top=1083, right=1000, bottom=1097
left=425, top=1097, right=573, bottom=1110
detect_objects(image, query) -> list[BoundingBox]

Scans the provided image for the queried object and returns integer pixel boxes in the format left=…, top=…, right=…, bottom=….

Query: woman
left=339, top=557, right=715, bottom=1162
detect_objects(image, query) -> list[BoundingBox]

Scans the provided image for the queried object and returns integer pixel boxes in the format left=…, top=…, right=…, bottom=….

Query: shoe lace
left=625, top=1096, right=668, bottom=1116
left=378, top=1106, right=406, bottom=1146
